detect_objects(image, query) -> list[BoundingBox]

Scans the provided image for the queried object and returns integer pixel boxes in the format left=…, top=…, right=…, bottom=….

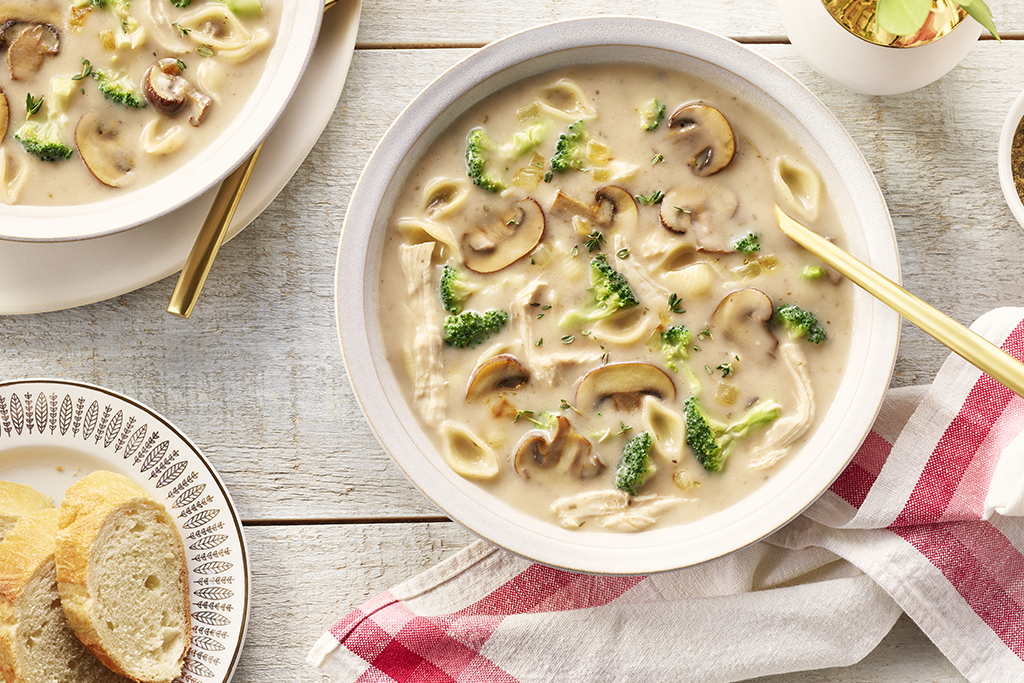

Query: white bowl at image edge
left=335, top=17, right=902, bottom=575
left=998, top=89, right=1024, bottom=231
left=0, top=3, right=322, bottom=243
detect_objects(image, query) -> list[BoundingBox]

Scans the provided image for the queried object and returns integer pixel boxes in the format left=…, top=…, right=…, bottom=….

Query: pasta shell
left=421, top=178, right=469, bottom=219
left=642, top=395, right=685, bottom=463
left=662, top=262, right=716, bottom=300
left=773, top=155, right=821, bottom=221
left=440, top=422, right=500, bottom=480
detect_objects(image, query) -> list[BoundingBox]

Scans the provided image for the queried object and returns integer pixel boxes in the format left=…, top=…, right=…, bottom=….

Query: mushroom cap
left=659, top=185, right=739, bottom=252
left=143, top=61, right=189, bottom=116
left=462, top=197, right=545, bottom=273
left=0, top=0, right=64, bottom=49
left=75, top=109, right=135, bottom=188
left=5, top=23, right=59, bottom=81
left=466, top=354, right=529, bottom=400
left=513, top=416, right=603, bottom=480
left=550, top=185, right=638, bottom=233
left=709, top=288, right=778, bottom=361
left=575, top=362, right=677, bottom=412
left=666, top=103, right=736, bottom=177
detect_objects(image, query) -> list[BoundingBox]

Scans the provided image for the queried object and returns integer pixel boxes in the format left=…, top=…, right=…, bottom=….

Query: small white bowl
left=336, top=17, right=901, bottom=575
left=0, top=3, right=322, bottom=243
left=998, top=90, right=1024, bottom=230
left=777, top=0, right=981, bottom=96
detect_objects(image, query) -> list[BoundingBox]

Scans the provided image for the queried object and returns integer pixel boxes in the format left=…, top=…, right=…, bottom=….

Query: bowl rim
left=997, top=88, right=1024, bottom=232
left=0, top=1, right=323, bottom=243
left=336, top=16, right=901, bottom=575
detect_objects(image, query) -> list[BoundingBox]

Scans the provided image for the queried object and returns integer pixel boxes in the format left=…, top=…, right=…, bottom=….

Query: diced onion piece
left=440, top=422, right=500, bottom=479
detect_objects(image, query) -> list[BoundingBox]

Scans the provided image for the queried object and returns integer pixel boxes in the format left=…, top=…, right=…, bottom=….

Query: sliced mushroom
left=0, top=85, right=7, bottom=142
left=575, top=362, right=676, bottom=412
left=6, top=23, right=58, bottom=80
left=666, top=103, right=736, bottom=177
left=143, top=58, right=212, bottom=126
left=550, top=185, right=638, bottom=233
left=466, top=354, right=529, bottom=400
left=709, top=288, right=778, bottom=361
left=76, top=109, right=135, bottom=188
left=513, top=416, right=603, bottom=480
left=462, top=197, right=545, bottom=273
left=0, top=0, right=63, bottom=49
left=659, top=185, right=739, bottom=252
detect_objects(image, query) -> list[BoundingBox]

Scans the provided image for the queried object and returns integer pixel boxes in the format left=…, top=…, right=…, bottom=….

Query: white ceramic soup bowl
left=0, top=2, right=322, bottom=242
left=336, top=17, right=901, bottom=575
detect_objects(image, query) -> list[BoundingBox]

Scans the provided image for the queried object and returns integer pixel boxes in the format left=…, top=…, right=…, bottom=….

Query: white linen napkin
left=310, top=308, right=1024, bottom=683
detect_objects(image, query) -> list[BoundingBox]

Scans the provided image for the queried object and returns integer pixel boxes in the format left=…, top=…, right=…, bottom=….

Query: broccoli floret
left=615, top=432, right=653, bottom=495
left=14, top=78, right=75, bottom=162
left=733, top=232, right=761, bottom=253
left=546, top=119, right=588, bottom=178
left=443, top=310, right=509, bottom=348
left=661, top=324, right=692, bottom=371
left=559, top=254, right=639, bottom=329
left=684, top=396, right=780, bottom=472
left=438, top=265, right=478, bottom=314
left=801, top=265, right=826, bottom=280
left=774, top=303, right=828, bottom=344
left=95, top=71, right=146, bottom=109
left=639, top=99, right=665, bottom=131
left=465, top=128, right=507, bottom=193
left=14, top=120, right=73, bottom=161
left=500, top=120, right=552, bottom=158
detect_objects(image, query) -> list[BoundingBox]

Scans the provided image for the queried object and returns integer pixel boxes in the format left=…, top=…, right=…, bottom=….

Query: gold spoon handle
left=167, top=0, right=336, bottom=319
left=167, top=140, right=264, bottom=319
left=775, top=205, right=1024, bottom=398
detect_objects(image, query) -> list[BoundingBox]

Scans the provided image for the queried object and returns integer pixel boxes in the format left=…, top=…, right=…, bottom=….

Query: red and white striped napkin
left=310, top=308, right=1024, bottom=683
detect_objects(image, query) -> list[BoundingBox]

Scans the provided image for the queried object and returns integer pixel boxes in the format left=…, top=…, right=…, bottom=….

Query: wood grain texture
left=1, top=4, right=1022, bottom=679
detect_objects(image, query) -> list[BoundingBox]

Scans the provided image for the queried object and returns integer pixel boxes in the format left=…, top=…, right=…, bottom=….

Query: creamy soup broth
left=0, top=0, right=277, bottom=205
left=379, top=63, right=854, bottom=532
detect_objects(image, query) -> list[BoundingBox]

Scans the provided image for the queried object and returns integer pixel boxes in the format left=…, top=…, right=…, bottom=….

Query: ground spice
left=1012, top=114, right=1024, bottom=205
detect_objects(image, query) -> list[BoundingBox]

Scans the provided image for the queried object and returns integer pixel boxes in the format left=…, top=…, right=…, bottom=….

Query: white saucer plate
left=0, top=378, right=249, bottom=683
left=0, top=0, right=362, bottom=315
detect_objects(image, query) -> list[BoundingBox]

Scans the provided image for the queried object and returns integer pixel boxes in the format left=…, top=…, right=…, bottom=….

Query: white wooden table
left=2, top=1, right=1021, bottom=680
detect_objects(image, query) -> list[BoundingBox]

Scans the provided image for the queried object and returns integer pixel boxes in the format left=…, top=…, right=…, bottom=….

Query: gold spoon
left=775, top=205, right=1024, bottom=398
left=167, top=0, right=339, bottom=319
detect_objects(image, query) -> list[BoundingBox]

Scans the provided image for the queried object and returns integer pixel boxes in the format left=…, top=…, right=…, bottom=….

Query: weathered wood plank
left=1, top=44, right=1023, bottom=523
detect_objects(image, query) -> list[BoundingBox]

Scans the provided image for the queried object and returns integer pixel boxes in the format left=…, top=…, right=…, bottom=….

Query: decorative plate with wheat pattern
left=0, top=379, right=249, bottom=683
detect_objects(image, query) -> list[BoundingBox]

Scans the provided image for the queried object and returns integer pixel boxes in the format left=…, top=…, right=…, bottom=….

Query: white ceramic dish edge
left=336, top=17, right=901, bottom=575
left=0, top=378, right=251, bottom=683
left=0, top=0, right=362, bottom=315
left=998, top=88, right=1024, bottom=231
left=0, top=1, right=323, bottom=243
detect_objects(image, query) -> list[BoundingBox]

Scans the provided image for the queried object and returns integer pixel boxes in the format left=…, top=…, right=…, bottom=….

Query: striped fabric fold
left=311, top=308, right=1024, bottom=683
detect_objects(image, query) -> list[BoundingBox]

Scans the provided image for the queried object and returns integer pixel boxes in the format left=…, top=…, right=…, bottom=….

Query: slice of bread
left=0, top=483, right=53, bottom=540
left=0, top=508, right=130, bottom=683
left=55, top=472, right=191, bottom=683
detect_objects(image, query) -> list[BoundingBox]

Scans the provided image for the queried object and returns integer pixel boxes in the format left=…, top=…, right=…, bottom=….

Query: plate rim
left=0, top=377, right=251, bottom=683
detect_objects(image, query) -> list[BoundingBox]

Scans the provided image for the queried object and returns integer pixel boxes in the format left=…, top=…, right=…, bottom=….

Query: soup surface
left=0, top=0, right=277, bottom=205
left=379, top=62, right=854, bottom=532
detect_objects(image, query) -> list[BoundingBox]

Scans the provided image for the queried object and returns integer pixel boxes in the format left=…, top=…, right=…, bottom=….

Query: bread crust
left=0, top=509, right=60, bottom=683
left=55, top=472, right=190, bottom=683
left=0, top=482, right=53, bottom=541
